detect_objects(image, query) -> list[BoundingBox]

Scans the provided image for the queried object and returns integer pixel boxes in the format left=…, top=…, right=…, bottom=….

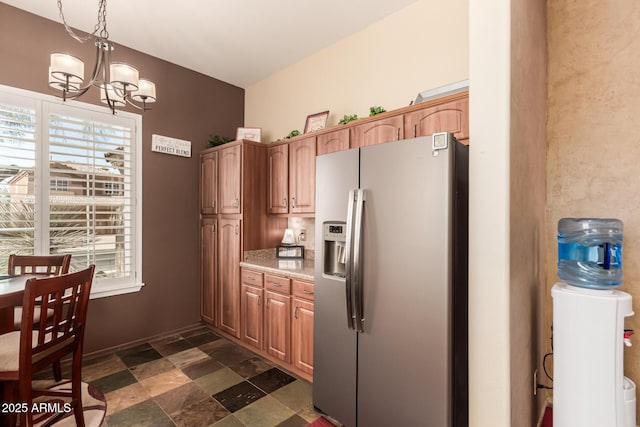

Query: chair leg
left=52, top=361, right=62, bottom=382
left=1, top=381, right=18, bottom=427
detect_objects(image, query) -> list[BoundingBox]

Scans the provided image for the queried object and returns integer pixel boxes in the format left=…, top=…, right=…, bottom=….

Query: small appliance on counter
left=552, top=218, right=635, bottom=427
left=276, top=228, right=304, bottom=259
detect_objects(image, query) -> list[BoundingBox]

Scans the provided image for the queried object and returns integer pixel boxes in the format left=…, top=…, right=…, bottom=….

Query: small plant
left=207, top=134, right=232, bottom=147
left=369, top=106, right=386, bottom=116
left=285, top=130, right=301, bottom=139
left=338, top=114, right=358, bottom=125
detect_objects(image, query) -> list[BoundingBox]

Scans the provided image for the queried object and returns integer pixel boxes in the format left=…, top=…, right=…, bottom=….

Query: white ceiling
left=3, top=0, right=418, bottom=88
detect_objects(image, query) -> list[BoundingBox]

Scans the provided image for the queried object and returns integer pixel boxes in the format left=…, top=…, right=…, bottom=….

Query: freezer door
left=313, top=148, right=359, bottom=427
left=357, top=137, right=453, bottom=427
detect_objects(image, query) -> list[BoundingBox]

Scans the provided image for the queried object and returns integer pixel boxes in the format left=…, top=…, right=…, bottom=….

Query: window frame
left=0, top=84, right=144, bottom=299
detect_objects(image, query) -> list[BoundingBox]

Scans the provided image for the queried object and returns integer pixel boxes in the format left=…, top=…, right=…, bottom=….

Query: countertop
left=240, top=249, right=315, bottom=281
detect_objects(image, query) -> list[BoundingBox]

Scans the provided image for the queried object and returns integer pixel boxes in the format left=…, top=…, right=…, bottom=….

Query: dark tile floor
left=49, top=324, right=328, bottom=427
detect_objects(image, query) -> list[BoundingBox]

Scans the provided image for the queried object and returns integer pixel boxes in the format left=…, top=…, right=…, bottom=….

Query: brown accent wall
left=547, top=0, right=640, bottom=417
left=510, top=0, right=547, bottom=424
left=0, top=3, right=244, bottom=353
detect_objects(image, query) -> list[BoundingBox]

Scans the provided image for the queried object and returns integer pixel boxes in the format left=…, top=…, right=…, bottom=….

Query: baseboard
left=82, top=322, right=205, bottom=361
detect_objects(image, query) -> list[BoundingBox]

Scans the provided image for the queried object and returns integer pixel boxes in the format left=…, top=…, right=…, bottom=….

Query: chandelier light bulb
left=131, top=79, right=157, bottom=103
left=100, top=84, right=126, bottom=107
left=50, top=53, right=84, bottom=85
left=110, top=63, right=139, bottom=92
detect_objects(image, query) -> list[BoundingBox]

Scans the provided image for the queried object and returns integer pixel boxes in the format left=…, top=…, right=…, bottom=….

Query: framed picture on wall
left=236, top=127, right=262, bottom=142
left=304, top=110, right=329, bottom=133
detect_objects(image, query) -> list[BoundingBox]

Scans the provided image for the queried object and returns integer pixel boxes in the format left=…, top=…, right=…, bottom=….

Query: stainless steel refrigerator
left=313, top=133, right=468, bottom=427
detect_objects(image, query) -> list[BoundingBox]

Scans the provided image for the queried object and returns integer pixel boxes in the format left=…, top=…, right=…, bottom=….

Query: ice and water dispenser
left=323, top=222, right=347, bottom=277
left=552, top=218, right=636, bottom=427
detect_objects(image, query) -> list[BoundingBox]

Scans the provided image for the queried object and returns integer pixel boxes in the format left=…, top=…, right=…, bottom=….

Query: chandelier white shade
left=49, top=0, right=157, bottom=113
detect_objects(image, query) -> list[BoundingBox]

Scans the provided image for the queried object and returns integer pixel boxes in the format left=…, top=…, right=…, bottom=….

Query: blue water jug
left=557, top=218, right=623, bottom=289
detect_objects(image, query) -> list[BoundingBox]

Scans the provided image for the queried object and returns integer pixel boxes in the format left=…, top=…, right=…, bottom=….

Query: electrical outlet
left=299, top=228, right=306, bottom=241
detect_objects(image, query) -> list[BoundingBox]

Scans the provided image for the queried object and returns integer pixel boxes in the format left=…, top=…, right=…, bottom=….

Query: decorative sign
left=151, top=134, right=192, bottom=158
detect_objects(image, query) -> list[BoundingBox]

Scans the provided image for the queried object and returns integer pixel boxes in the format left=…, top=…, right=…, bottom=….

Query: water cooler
left=552, top=218, right=636, bottom=427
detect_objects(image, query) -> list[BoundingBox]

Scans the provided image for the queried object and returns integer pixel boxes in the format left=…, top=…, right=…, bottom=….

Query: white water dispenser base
left=552, top=282, right=635, bottom=427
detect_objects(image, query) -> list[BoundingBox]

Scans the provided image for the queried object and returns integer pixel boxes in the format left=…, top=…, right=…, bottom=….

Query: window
left=0, top=85, right=143, bottom=298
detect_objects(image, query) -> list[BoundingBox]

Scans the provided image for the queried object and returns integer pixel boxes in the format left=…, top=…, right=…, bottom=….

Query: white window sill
left=90, top=282, right=145, bottom=299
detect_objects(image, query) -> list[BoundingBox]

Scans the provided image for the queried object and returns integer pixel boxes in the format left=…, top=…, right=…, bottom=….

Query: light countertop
left=240, top=249, right=314, bottom=282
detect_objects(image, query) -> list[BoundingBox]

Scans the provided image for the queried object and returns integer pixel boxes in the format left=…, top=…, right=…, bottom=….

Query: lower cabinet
left=237, top=268, right=314, bottom=380
left=265, top=290, right=291, bottom=363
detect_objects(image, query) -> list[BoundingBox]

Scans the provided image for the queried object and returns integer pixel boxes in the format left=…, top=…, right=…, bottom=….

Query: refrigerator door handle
left=353, top=189, right=366, bottom=333
left=344, top=189, right=356, bottom=330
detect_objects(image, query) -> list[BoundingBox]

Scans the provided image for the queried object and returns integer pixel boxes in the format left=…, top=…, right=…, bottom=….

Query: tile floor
left=45, top=324, right=329, bottom=427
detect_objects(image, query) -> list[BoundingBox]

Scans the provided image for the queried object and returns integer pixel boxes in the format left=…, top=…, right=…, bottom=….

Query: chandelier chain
left=57, top=0, right=109, bottom=43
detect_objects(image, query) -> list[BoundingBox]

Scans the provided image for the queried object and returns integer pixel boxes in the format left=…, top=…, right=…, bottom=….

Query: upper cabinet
left=267, top=144, right=289, bottom=214
left=317, top=128, right=349, bottom=156
left=403, top=97, right=469, bottom=142
left=200, top=151, right=218, bottom=215
left=219, top=144, right=242, bottom=214
left=351, top=115, right=404, bottom=148
left=268, top=136, right=315, bottom=215
left=288, top=137, right=316, bottom=214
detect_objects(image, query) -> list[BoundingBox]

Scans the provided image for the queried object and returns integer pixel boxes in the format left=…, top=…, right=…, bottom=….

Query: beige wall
left=245, top=0, right=469, bottom=142
left=547, top=0, right=640, bottom=416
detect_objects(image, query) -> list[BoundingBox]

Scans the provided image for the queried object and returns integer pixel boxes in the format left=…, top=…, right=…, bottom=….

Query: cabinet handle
left=413, top=124, right=417, bottom=138
left=235, top=224, right=239, bottom=235
left=269, top=282, right=282, bottom=287
left=303, top=289, right=314, bottom=295
left=397, top=128, right=400, bottom=140
left=257, top=295, right=261, bottom=306
left=211, top=200, right=216, bottom=209
left=212, top=224, right=216, bottom=233
left=291, top=196, right=296, bottom=209
left=267, top=298, right=270, bottom=308
left=283, top=197, right=288, bottom=208
left=294, top=305, right=299, bottom=319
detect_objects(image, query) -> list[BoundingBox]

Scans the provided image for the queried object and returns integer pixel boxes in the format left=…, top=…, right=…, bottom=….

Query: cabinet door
left=352, top=115, right=404, bottom=148
left=201, top=152, right=218, bottom=214
left=219, top=144, right=242, bottom=214
left=218, top=218, right=241, bottom=337
left=292, top=297, right=314, bottom=375
left=289, top=136, right=316, bottom=214
left=265, top=290, right=291, bottom=363
left=201, top=218, right=217, bottom=325
left=403, top=98, right=469, bottom=141
left=241, top=284, right=264, bottom=350
left=268, top=144, right=289, bottom=214
left=317, top=128, right=349, bottom=156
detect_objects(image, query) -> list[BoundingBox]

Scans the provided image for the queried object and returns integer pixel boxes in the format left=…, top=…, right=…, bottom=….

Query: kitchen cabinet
left=291, top=279, right=314, bottom=375
left=404, top=97, right=469, bottom=142
left=200, top=218, right=217, bottom=326
left=351, top=115, right=404, bottom=148
left=265, top=288, right=291, bottom=363
left=218, top=218, right=241, bottom=337
left=241, top=269, right=264, bottom=350
left=267, top=136, right=315, bottom=215
left=267, top=144, right=288, bottom=214
left=199, top=140, right=287, bottom=330
left=219, top=144, right=242, bottom=214
left=317, top=128, right=349, bottom=156
left=200, top=151, right=217, bottom=214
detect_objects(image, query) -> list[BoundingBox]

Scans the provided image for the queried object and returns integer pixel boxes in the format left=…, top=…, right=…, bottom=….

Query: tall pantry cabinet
left=200, top=140, right=287, bottom=336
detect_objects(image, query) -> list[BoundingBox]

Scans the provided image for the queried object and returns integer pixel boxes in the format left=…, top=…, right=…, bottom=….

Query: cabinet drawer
left=292, top=279, right=315, bottom=301
left=265, top=274, right=291, bottom=294
left=241, top=269, right=263, bottom=287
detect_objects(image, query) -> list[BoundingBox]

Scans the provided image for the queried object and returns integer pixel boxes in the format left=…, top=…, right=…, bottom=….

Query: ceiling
left=3, top=0, right=418, bottom=88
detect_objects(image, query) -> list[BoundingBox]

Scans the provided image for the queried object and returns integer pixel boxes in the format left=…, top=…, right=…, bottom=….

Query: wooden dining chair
left=8, top=254, right=72, bottom=382
left=0, top=265, right=94, bottom=427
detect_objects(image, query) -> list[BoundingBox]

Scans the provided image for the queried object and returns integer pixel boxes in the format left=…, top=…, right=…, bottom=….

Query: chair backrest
left=8, top=254, right=71, bottom=276
left=19, top=265, right=95, bottom=375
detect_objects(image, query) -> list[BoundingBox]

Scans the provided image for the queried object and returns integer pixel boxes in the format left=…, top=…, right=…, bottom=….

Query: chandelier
left=48, top=0, right=157, bottom=114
